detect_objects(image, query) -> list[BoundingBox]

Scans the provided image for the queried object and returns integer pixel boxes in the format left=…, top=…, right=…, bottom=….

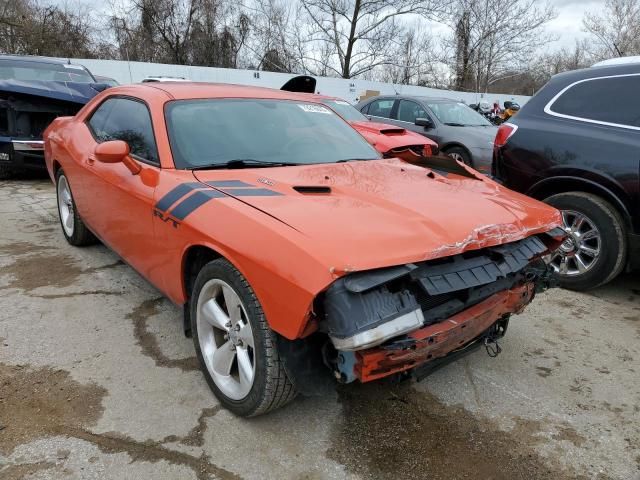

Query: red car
left=318, top=97, right=438, bottom=157
left=44, top=82, right=563, bottom=416
left=280, top=76, right=437, bottom=158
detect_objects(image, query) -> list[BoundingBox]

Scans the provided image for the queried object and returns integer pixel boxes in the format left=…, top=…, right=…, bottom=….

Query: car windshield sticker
left=298, top=104, right=331, bottom=114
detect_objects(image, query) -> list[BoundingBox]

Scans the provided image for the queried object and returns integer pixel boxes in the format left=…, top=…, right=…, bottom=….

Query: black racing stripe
left=221, top=188, right=282, bottom=196
left=156, top=182, right=201, bottom=212
left=168, top=190, right=224, bottom=220
left=207, top=180, right=253, bottom=188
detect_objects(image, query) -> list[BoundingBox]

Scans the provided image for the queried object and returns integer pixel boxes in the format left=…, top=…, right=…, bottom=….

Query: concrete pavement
left=1, top=178, right=639, bottom=479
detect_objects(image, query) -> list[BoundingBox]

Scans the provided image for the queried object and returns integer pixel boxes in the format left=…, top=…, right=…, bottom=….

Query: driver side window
left=366, top=99, right=394, bottom=119
left=88, top=97, right=159, bottom=165
left=397, top=100, right=428, bottom=124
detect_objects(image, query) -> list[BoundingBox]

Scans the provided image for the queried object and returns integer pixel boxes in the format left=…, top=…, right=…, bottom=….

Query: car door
left=82, top=96, right=161, bottom=278
left=392, top=99, right=442, bottom=145
left=362, top=98, right=397, bottom=123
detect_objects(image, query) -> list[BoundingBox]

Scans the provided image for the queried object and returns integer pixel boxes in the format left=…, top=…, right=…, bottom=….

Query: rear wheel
left=444, top=146, right=472, bottom=167
left=55, top=169, right=97, bottom=246
left=190, top=258, right=297, bottom=416
left=545, top=192, right=627, bottom=290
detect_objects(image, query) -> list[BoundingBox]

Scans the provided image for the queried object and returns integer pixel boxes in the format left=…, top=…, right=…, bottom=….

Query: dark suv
left=493, top=62, right=640, bottom=290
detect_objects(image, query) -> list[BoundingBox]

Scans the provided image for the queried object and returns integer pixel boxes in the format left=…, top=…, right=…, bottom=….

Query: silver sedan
left=355, top=96, right=497, bottom=173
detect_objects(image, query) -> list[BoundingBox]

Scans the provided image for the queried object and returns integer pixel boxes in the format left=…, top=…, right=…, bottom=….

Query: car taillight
left=494, top=123, right=518, bottom=148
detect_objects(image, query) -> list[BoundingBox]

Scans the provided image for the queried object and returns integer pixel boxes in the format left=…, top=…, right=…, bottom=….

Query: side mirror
left=94, top=140, right=129, bottom=163
left=415, top=117, right=433, bottom=129
left=93, top=140, right=141, bottom=175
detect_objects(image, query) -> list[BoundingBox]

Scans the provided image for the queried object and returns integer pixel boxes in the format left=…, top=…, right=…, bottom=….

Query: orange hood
left=193, top=158, right=561, bottom=272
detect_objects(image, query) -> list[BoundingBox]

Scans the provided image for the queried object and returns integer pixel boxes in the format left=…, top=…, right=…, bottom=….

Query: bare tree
left=299, top=0, right=446, bottom=79
left=245, top=0, right=300, bottom=72
left=379, top=25, right=444, bottom=87
left=445, top=0, right=556, bottom=92
left=0, top=0, right=97, bottom=57
left=583, top=0, right=640, bottom=59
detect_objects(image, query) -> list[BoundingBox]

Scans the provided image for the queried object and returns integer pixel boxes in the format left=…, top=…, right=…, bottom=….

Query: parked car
left=492, top=61, right=640, bottom=290
left=356, top=96, right=497, bottom=173
left=141, top=76, right=190, bottom=83
left=0, top=55, right=105, bottom=178
left=279, top=76, right=438, bottom=157
left=317, top=97, right=438, bottom=157
left=44, top=83, right=563, bottom=416
left=94, top=75, right=119, bottom=87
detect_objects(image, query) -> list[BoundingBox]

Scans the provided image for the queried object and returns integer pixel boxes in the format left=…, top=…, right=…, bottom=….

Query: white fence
left=71, top=58, right=530, bottom=107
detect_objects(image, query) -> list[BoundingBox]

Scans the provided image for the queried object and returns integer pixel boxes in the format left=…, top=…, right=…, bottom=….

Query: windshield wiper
left=190, top=159, right=300, bottom=170
left=336, top=158, right=371, bottom=163
left=443, top=122, right=466, bottom=127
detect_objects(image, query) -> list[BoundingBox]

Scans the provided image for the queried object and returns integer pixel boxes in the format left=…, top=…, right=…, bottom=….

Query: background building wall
left=72, top=58, right=531, bottom=106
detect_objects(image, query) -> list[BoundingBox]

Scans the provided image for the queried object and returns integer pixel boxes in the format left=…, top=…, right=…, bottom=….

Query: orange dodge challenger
left=44, top=83, right=564, bottom=416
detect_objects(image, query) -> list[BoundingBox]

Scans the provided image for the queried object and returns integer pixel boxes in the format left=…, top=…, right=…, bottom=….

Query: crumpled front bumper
left=356, top=283, right=534, bottom=382
left=322, top=230, right=564, bottom=383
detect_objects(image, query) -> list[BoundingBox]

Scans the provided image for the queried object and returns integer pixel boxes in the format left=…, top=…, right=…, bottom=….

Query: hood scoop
left=293, top=185, right=332, bottom=195
left=379, top=127, right=405, bottom=135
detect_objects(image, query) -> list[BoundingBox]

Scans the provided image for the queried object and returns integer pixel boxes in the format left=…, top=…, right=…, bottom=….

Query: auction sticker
left=298, top=104, right=331, bottom=114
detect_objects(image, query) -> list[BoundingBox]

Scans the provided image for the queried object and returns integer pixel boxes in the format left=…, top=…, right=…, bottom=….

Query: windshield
left=321, top=99, right=368, bottom=122
left=427, top=101, right=492, bottom=126
left=166, top=99, right=380, bottom=169
left=0, top=61, right=95, bottom=83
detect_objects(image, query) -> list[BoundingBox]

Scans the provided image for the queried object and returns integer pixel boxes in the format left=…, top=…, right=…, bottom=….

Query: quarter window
left=548, top=75, right=640, bottom=128
left=88, top=97, right=159, bottom=164
left=366, top=99, right=395, bottom=119
left=397, top=100, right=428, bottom=123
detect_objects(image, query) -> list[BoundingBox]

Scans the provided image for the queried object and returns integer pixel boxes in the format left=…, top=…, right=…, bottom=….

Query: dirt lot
left=1, top=178, right=639, bottom=480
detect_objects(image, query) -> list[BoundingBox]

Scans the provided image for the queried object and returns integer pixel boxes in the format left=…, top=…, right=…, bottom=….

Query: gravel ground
left=0, top=178, right=639, bottom=480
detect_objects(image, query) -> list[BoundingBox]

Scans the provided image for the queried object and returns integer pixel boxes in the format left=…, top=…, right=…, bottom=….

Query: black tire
left=190, top=258, right=297, bottom=416
left=55, top=169, right=97, bottom=246
left=0, top=163, right=16, bottom=179
left=444, top=146, right=473, bottom=167
left=545, top=192, right=627, bottom=290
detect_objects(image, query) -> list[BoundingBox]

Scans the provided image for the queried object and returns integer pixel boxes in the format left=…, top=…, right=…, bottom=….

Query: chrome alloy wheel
left=448, top=152, right=464, bottom=162
left=57, top=175, right=75, bottom=237
left=196, top=279, right=256, bottom=400
left=547, top=210, right=601, bottom=276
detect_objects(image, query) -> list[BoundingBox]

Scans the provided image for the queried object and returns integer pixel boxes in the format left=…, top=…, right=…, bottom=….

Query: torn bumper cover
left=323, top=231, right=563, bottom=382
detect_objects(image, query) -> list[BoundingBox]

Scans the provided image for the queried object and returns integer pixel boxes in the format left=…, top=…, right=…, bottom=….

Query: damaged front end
left=0, top=90, right=87, bottom=172
left=319, top=229, right=564, bottom=384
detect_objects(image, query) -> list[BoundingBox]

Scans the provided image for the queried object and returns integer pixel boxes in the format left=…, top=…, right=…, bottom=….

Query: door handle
left=87, top=154, right=96, bottom=165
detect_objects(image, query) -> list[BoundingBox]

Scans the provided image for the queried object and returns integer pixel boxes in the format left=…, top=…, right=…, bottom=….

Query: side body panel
left=494, top=69, right=640, bottom=234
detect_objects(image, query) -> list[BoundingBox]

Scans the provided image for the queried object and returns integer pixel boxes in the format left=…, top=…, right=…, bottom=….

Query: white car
left=141, top=76, right=190, bottom=83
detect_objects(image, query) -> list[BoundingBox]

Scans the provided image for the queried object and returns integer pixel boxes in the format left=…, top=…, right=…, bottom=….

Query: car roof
left=0, top=54, right=74, bottom=66
left=121, top=82, right=325, bottom=101
left=553, top=62, right=640, bottom=82
left=592, top=56, right=640, bottom=67
left=364, top=95, right=460, bottom=103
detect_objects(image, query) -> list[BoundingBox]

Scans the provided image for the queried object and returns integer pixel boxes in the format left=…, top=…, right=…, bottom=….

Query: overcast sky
left=546, top=0, right=602, bottom=50
left=54, top=0, right=605, bottom=53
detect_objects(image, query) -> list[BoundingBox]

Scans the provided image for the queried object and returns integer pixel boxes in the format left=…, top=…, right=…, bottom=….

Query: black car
left=0, top=55, right=105, bottom=178
left=493, top=62, right=640, bottom=290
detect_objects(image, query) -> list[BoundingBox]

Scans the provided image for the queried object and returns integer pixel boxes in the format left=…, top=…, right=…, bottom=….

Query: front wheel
left=190, top=259, right=297, bottom=416
left=444, top=146, right=472, bottom=167
left=545, top=192, right=627, bottom=290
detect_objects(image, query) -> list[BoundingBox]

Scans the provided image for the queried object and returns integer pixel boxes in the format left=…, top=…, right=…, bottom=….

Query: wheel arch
left=527, top=176, right=632, bottom=229
left=181, top=244, right=224, bottom=336
left=440, top=142, right=472, bottom=159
